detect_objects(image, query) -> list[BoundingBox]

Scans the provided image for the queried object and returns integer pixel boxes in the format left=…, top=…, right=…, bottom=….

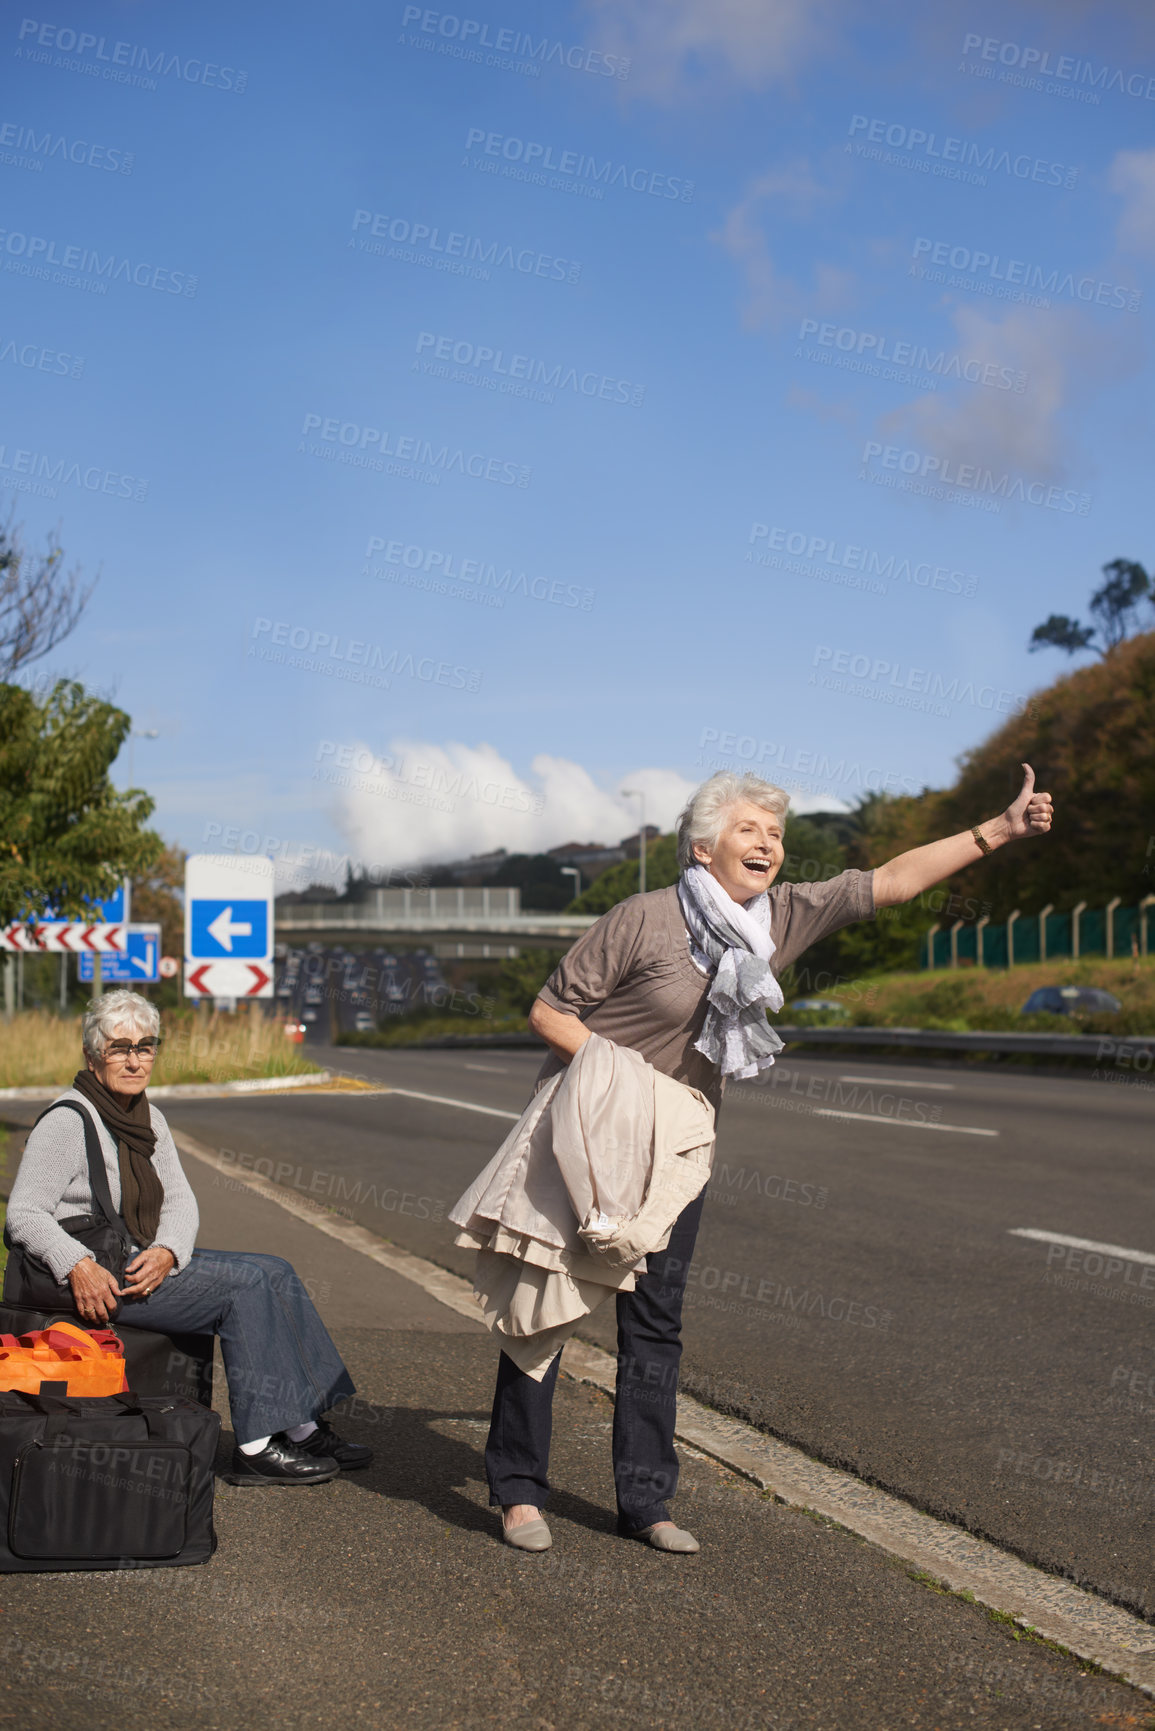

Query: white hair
left=82, top=989, right=161, bottom=1057
left=675, top=772, right=789, bottom=871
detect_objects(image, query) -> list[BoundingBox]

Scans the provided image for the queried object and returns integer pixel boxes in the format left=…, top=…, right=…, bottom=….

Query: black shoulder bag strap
left=30, top=1100, right=134, bottom=1258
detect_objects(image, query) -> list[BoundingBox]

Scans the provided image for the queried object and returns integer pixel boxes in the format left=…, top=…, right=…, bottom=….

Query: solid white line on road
left=838, top=1074, right=956, bottom=1090
left=1009, top=1228, right=1155, bottom=1267
left=172, top=1123, right=1155, bottom=1697
left=813, top=1108, right=998, bottom=1136
left=377, top=1085, right=520, bottom=1122
left=463, top=1063, right=509, bottom=1073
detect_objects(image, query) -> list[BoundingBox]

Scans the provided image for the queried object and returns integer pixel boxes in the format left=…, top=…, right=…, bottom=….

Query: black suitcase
left=0, top=1303, right=214, bottom=1408
left=0, top=1388, right=219, bottom=1572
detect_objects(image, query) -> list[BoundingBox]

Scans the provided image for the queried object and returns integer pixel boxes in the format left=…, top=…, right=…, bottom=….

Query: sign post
left=92, top=884, right=128, bottom=993
left=184, top=855, right=274, bottom=1000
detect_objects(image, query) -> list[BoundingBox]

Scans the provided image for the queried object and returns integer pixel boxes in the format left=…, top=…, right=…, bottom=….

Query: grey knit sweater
left=6, top=1089, right=199, bottom=1282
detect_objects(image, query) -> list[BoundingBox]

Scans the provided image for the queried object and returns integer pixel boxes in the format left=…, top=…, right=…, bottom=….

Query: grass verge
left=778, top=956, right=1155, bottom=1037
left=0, top=1009, right=321, bottom=1089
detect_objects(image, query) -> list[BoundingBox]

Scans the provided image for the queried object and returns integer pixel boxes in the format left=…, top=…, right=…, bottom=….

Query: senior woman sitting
left=5, top=988, right=371, bottom=1486
left=484, top=765, right=1052, bottom=1552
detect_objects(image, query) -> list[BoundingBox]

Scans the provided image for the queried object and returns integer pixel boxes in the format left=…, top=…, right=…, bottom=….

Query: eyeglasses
left=104, top=1039, right=162, bottom=1061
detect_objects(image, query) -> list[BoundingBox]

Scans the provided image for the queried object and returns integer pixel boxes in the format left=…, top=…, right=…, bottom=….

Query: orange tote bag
left=0, top=1322, right=129, bottom=1398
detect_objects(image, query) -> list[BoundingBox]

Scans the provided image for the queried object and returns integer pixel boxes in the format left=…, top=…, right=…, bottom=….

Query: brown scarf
left=72, top=1069, right=164, bottom=1245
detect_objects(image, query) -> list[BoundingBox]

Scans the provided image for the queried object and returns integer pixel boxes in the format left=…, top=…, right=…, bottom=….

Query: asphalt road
left=17, top=1042, right=1153, bottom=1622
left=4, top=1092, right=1152, bottom=1731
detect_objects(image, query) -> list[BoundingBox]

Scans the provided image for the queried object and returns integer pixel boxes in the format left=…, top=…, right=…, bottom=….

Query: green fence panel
left=1079, top=909, right=1106, bottom=955
left=954, top=925, right=978, bottom=964
left=1010, top=915, right=1039, bottom=964
left=1041, top=911, right=1071, bottom=959
left=919, top=901, right=1143, bottom=968
left=1113, top=907, right=1139, bottom=956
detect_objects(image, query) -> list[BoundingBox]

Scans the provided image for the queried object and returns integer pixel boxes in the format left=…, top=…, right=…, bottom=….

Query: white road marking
left=463, top=1063, right=509, bottom=1073
left=838, top=1074, right=956, bottom=1090
left=814, top=1108, right=997, bottom=1136
left=378, top=1085, right=519, bottom=1122
left=1009, top=1228, right=1155, bottom=1267
left=172, top=1123, right=1155, bottom=1695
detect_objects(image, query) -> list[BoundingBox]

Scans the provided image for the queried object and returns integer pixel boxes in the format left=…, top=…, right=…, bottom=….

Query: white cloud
left=581, top=0, right=833, bottom=98
left=1110, top=147, right=1155, bottom=254
left=877, top=305, right=1135, bottom=483
left=715, top=161, right=853, bottom=331
left=320, top=739, right=698, bottom=870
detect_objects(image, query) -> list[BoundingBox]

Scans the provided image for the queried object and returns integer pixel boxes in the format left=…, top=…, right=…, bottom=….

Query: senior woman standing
left=488, top=765, right=1052, bottom=1552
left=5, top=988, right=371, bottom=1486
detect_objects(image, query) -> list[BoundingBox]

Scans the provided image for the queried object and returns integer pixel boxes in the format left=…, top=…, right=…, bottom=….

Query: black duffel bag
left=0, top=1388, right=219, bottom=1572
left=3, top=1100, right=133, bottom=1313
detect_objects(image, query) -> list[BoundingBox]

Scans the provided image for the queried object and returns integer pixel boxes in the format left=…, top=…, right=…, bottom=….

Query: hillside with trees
left=567, top=627, right=1155, bottom=980
left=854, top=628, right=1155, bottom=920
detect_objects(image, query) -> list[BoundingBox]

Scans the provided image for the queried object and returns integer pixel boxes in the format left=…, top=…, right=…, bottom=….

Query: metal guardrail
left=342, top=1026, right=1155, bottom=1060
left=770, top=1026, right=1155, bottom=1058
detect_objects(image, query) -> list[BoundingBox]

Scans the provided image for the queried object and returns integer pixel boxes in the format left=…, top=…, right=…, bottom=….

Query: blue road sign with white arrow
left=189, top=899, right=269, bottom=959
left=78, top=925, right=160, bottom=983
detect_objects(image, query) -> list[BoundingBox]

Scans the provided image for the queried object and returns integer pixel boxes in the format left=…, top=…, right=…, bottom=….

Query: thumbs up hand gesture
left=1003, top=763, right=1053, bottom=840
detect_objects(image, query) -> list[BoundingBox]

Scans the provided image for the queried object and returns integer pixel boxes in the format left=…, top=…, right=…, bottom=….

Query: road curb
left=0, top=1071, right=330, bottom=1102
left=172, top=1123, right=1155, bottom=1695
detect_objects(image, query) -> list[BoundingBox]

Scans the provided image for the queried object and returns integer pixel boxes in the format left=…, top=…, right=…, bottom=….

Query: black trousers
left=484, top=1192, right=705, bottom=1533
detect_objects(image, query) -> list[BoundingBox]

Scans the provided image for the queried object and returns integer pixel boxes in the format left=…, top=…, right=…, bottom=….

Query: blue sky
left=5, top=0, right=1153, bottom=882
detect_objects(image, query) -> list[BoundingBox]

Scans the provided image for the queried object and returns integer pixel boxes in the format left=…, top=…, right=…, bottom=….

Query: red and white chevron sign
left=185, top=961, right=272, bottom=998
left=0, top=923, right=126, bottom=954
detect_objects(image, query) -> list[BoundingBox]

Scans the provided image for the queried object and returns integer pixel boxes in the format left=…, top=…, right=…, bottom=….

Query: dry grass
left=0, top=1009, right=321, bottom=1089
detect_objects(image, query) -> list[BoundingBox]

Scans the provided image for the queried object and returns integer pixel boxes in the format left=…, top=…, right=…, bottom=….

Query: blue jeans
left=484, top=1193, right=705, bottom=1532
left=115, top=1249, right=355, bottom=1445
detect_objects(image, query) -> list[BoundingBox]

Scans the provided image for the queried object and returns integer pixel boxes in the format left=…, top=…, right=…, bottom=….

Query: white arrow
left=206, top=906, right=253, bottom=952
left=130, top=945, right=155, bottom=974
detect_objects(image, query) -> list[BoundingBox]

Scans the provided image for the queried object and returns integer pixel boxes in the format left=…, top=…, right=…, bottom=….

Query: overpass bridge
left=274, top=886, right=596, bottom=957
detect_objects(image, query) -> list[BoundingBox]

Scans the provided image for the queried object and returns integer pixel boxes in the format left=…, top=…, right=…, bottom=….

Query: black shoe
left=223, top=1437, right=341, bottom=1486
left=288, top=1418, right=373, bottom=1471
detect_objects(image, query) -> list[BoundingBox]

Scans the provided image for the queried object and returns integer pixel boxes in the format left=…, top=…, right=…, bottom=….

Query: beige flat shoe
left=628, top=1523, right=700, bottom=1553
left=502, top=1517, right=552, bottom=1551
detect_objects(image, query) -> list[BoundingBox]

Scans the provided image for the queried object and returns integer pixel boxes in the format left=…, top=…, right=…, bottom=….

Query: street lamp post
left=621, top=789, right=646, bottom=896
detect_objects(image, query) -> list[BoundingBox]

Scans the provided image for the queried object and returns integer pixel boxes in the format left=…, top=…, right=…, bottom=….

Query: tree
left=0, top=680, right=162, bottom=923
left=845, top=629, right=1155, bottom=919
left=1030, top=559, right=1151, bottom=659
left=494, top=949, right=559, bottom=1015
left=0, top=518, right=95, bottom=680
left=570, top=834, right=680, bottom=913
left=487, top=851, right=573, bottom=911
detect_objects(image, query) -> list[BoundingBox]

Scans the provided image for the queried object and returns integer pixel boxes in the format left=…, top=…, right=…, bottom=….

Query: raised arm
left=872, top=763, right=1053, bottom=909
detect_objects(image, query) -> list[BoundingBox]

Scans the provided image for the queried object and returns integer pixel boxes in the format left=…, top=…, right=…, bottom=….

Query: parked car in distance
left=352, top=1010, right=376, bottom=1033
left=1019, top=985, right=1121, bottom=1016
left=787, top=997, right=850, bottom=1016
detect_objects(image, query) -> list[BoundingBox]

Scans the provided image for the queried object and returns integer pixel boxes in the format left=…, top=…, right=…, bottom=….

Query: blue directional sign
left=78, top=925, right=160, bottom=983
left=189, top=899, right=269, bottom=959
left=94, top=882, right=130, bottom=923
left=41, top=880, right=130, bottom=923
